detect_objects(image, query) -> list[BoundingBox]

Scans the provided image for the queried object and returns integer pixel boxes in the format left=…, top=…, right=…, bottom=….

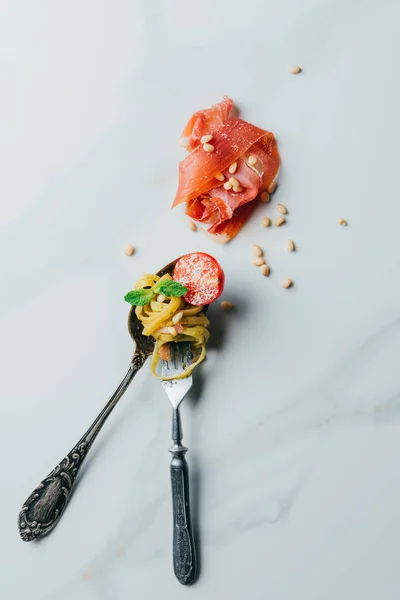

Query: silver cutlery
left=161, top=342, right=197, bottom=585
left=18, top=259, right=178, bottom=542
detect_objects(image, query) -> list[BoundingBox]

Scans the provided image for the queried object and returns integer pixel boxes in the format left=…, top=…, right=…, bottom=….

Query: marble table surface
left=2, top=1, right=400, bottom=598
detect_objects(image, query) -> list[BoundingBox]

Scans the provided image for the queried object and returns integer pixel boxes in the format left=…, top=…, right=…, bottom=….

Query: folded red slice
left=206, top=200, right=259, bottom=244
left=173, top=97, right=280, bottom=242
left=181, top=96, right=233, bottom=152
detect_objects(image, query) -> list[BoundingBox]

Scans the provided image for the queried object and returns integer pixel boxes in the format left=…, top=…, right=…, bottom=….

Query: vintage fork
left=161, top=342, right=197, bottom=585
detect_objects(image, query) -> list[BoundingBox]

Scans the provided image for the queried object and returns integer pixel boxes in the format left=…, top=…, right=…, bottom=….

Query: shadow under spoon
left=18, top=260, right=177, bottom=542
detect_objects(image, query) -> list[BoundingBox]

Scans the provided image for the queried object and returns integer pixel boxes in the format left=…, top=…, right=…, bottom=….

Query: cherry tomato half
left=173, top=252, right=225, bottom=306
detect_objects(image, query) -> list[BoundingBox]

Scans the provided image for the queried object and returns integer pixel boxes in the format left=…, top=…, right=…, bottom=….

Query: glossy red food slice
left=248, top=136, right=280, bottom=191
left=173, top=97, right=280, bottom=242
left=208, top=159, right=261, bottom=211
left=186, top=195, right=234, bottom=225
left=207, top=200, right=259, bottom=243
left=184, top=157, right=265, bottom=227
left=173, top=119, right=270, bottom=207
left=181, top=96, right=233, bottom=151
left=173, top=252, right=225, bottom=306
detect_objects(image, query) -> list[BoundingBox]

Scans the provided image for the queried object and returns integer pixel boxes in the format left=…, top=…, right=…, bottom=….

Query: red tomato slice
left=173, top=253, right=225, bottom=306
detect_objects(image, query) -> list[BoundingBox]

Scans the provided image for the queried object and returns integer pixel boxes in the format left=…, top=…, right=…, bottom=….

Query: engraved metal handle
left=18, top=353, right=146, bottom=542
left=169, top=407, right=197, bottom=585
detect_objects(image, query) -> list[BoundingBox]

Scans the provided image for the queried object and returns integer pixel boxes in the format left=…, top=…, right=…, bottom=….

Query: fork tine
left=174, top=343, right=182, bottom=371
left=161, top=342, right=193, bottom=407
left=184, top=343, right=191, bottom=366
left=161, top=342, right=192, bottom=380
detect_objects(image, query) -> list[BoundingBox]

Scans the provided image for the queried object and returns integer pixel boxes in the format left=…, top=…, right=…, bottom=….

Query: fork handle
left=169, top=407, right=197, bottom=585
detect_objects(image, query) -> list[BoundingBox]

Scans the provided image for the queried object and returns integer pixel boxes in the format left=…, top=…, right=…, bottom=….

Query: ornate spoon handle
left=18, top=353, right=146, bottom=541
left=169, top=407, right=197, bottom=585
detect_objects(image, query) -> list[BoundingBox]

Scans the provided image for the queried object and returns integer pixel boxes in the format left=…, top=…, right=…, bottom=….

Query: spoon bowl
left=127, top=258, right=178, bottom=355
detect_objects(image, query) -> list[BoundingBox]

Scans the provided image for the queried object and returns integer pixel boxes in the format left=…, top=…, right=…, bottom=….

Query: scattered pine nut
left=267, top=181, right=277, bottom=194
left=260, top=264, right=270, bottom=276
left=172, top=311, right=183, bottom=324
left=274, top=216, right=286, bottom=227
left=229, top=177, right=239, bottom=187
left=166, top=326, right=178, bottom=336
left=228, top=162, right=237, bottom=174
left=157, top=294, right=166, bottom=303
left=232, top=185, right=243, bottom=193
left=248, top=154, right=257, bottom=166
left=277, top=203, right=288, bottom=215
left=203, top=143, right=215, bottom=152
left=215, top=172, right=225, bottom=181
left=200, top=134, right=213, bottom=144
left=221, top=301, right=234, bottom=311
left=252, top=244, right=263, bottom=257
left=223, top=181, right=232, bottom=190
left=338, top=218, right=347, bottom=226
left=188, top=220, right=197, bottom=232
left=289, top=66, right=302, bottom=74
left=261, top=216, right=271, bottom=227
left=287, top=239, right=295, bottom=252
left=253, top=257, right=265, bottom=266
left=282, top=278, right=293, bottom=288
left=260, top=191, right=270, bottom=203
left=124, top=244, right=135, bottom=256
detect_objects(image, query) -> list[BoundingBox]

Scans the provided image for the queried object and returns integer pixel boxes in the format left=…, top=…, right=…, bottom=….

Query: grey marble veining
left=2, top=0, right=400, bottom=598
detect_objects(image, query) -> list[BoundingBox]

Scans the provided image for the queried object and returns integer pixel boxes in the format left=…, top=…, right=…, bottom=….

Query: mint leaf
left=158, top=280, right=188, bottom=297
left=124, top=289, right=154, bottom=306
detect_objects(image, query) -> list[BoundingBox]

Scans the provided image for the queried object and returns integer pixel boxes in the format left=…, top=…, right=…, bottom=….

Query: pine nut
left=228, top=162, right=237, bottom=174
left=215, top=172, right=225, bottom=181
left=287, top=239, right=295, bottom=252
left=166, top=326, right=177, bottom=336
left=260, top=191, right=270, bottom=203
left=275, top=216, right=286, bottom=227
left=124, top=244, right=135, bottom=256
left=188, top=220, right=197, bottom=232
left=172, top=311, right=183, bottom=324
left=277, top=203, right=287, bottom=214
left=252, top=244, right=263, bottom=257
left=203, top=143, right=215, bottom=152
left=267, top=181, right=277, bottom=194
left=232, top=185, right=243, bottom=193
left=282, top=278, right=293, bottom=288
left=289, top=66, right=302, bottom=74
left=248, top=154, right=257, bottom=166
left=229, top=177, right=239, bottom=187
left=338, top=218, right=347, bottom=226
left=157, top=294, right=166, bottom=303
left=223, top=181, right=232, bottom=190
left=261, top=217, right=271, bottom=227
left=221, top=301, right=234, bottom=310
left=200, top=134, right=213, bottom=144
left=260, top=264, right=270, bottom=276
left=253, top=257, right=265, bottom=266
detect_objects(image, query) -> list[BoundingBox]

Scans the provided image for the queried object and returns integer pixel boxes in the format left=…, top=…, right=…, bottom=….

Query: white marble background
left=2, top=0, right=400, bottom=598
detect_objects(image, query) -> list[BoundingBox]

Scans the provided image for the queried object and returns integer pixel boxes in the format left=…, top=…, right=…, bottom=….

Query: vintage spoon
left=18, top=259, right=177, bottom=541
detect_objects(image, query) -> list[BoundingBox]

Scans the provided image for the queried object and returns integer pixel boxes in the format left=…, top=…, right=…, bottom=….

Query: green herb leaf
left=124, top=289, right=154, bottom=306
left=158, top=280, right=188, bottom=297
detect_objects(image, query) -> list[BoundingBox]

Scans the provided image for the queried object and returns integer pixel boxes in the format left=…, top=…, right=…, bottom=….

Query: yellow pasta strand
left=134, top=273, right=209, bottom=379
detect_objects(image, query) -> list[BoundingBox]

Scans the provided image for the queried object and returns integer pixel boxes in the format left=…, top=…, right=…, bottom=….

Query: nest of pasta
left=134, top=274, right=210, bottom=379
